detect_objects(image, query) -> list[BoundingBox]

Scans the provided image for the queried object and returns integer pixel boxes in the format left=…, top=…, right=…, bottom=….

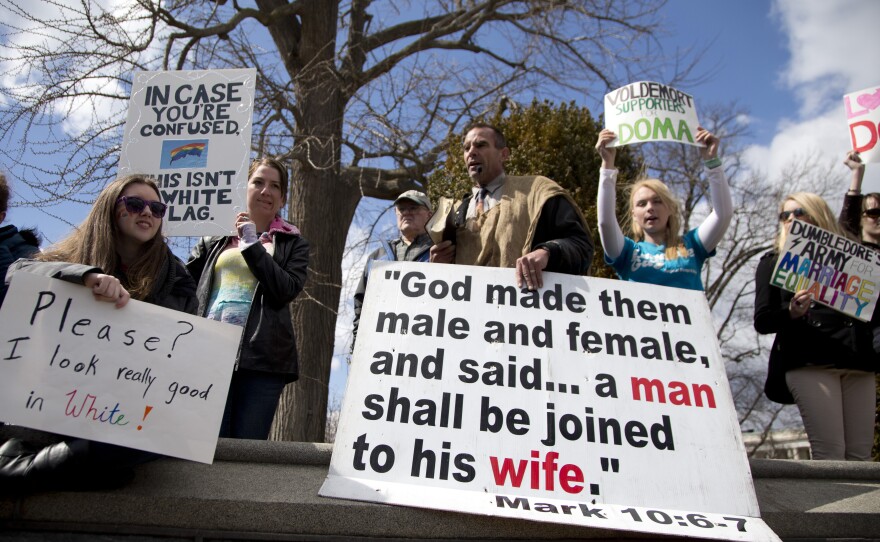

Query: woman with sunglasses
left=754, top=192, right=876, bottom=460
left=187, top=158, right=308, bottom=440
left=8, top=174, right=195, bottom=312
left=595, top=127, right=731, bottom=290
left=1, top=175, right=197, bottom=490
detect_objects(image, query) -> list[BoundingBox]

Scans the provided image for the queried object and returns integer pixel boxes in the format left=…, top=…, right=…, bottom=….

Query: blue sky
left=3, top=1, right=880, bottom=401
left=661, top=1, right=795, bottom=145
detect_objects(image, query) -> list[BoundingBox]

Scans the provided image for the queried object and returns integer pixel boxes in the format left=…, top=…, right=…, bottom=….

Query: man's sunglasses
left=116, top=196, right=168, bottom=218
left=863, top=208, right=880, bottom=219
left=779, top=208, right=808, bottom=222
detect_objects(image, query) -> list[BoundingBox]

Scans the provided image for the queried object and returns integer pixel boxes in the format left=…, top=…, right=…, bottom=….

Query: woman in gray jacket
left=1, top=174, right=197, bottom=491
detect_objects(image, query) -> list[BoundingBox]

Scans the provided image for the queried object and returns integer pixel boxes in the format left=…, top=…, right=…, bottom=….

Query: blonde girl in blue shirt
left=594, top=128, right=732, bottom=291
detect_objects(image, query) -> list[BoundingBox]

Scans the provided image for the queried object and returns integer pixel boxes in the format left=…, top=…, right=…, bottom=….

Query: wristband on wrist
left=704, top=157, right=722, bottom=169
left=239, top=223, right=258, bottom=244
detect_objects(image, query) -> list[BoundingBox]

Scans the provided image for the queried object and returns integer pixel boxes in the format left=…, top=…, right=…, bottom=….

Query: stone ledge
left=214, top=437, right=332, bottom=465
left=1, top=438, right=878, bottom=541
left=749, top=457, right=880, bottom=480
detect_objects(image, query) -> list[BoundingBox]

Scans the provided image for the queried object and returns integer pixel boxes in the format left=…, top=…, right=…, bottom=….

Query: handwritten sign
left=0, top=272, right=241, bottom=463
left=118, top=68, right=257, bottom=236
left=773, top=219, right=880, bottom=321
left=604, top=81, right=701, bottom=148
left=844, top=84, right=880, bottom=163
left=320, top=262, right=780, bottom=541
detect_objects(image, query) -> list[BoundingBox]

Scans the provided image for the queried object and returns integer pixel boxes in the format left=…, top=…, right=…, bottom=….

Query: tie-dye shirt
left=605, top=228, right=712, bottom=291
left=205, top=238, right=275, bottom=327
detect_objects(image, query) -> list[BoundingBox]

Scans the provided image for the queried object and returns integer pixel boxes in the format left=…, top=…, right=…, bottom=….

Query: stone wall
left=2, top=438, right=879, bottom=541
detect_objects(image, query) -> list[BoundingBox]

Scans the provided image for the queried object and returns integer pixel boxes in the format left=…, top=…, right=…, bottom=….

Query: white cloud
left=734, top=113, right=752, bottom=126
left=743, top=110, right=845, bottom=183
left=1, top=0, right=165, bottom=135
left=774, top=0, right=880, bottom=114
left=59, top=77, right=130, bottom=135
left=746, top=0, right=880, bottom=192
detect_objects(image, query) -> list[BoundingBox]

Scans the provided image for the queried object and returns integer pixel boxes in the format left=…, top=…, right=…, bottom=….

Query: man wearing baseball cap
left=352, top=190, right=433, bottom=342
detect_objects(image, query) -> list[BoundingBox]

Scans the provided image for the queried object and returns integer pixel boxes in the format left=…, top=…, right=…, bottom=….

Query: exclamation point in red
left=137, top=406, right=153, bottom=430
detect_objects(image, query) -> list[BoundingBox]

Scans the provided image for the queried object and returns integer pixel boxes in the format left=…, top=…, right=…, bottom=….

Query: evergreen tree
left=428, top=99, right=643, bottom=278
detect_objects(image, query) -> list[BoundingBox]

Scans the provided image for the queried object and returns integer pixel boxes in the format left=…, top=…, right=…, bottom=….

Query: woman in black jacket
left=1, top=174, right=198, bottom=490
left=754, top=191, right=876, bottom=460
left=187, top=158, right=309, bottom=440
left=839, top=150, right=880, bottom=250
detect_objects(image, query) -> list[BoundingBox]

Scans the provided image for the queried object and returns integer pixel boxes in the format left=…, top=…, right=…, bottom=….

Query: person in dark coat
left=839, top=150, right=880, bottom=250
left=352, top=190, right=433, bottom=343
left=187, top=157, right=309, bottom=440
left=0, top=171, right=41, bottom=305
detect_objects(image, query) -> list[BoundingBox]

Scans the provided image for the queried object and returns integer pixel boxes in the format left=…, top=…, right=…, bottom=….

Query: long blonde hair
left=39, top=175, right=168, bottom=300
left=775, top=192, right=846, bottom=253
left=627, top=179, right=685, bottom=260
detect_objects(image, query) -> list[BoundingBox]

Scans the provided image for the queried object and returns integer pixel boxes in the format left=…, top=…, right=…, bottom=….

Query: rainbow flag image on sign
left=160, top=139, right=209, bottom=169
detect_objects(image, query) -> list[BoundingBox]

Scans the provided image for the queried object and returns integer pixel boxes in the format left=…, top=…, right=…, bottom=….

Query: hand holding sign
left=595, top=129, right=617, bottom=169
left=696, top=127, right=719, bottom=160
left=843, top=150, right=864, bottom=172
left=84, top=272, right=131, bottom=308
left=788, top=290, right=812, bottom=319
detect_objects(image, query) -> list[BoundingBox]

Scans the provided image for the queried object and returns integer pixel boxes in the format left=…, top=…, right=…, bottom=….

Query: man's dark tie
left=475, top=188, right=489, bottom=215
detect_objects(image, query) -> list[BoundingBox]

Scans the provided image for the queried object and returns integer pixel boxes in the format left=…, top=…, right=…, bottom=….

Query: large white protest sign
left=844, top=84, right=880, bottom=163
left=774, top=219, right=880, bottom=321
left=604, top=81, right=702, bottom=148
left=0, top=272, right=240, bottom=463
left=320, top=262, right=780, bottom=541
left=118, top=68, right=256, bottom=237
